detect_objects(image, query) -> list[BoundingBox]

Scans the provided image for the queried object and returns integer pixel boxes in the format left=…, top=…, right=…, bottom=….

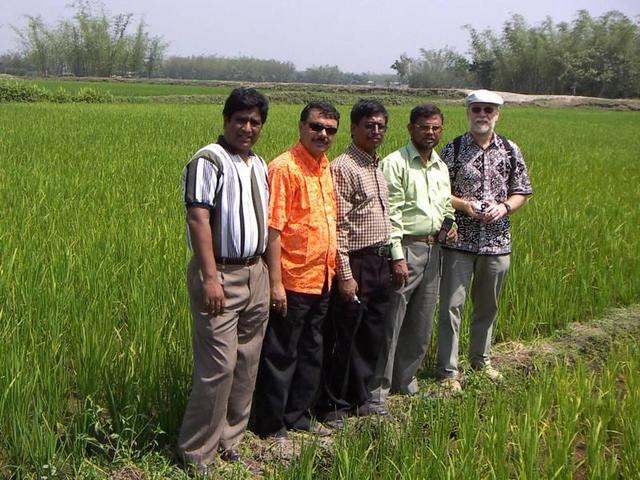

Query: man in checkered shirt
left=318, top=99, right=392, bottom=424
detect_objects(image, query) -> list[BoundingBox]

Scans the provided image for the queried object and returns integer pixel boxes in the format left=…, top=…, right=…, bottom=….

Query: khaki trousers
left=436, top=249, right=510, bottom=379
left=177, top=257, right=269, bottom=465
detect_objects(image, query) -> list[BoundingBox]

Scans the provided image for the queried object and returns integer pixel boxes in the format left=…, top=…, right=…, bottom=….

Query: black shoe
left=219, top=448, right=240, bottom=462
left=320, top=409, right=347, bottom=429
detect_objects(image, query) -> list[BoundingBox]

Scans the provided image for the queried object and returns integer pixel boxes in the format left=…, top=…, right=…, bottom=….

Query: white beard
left=469, top=118, right=496, bottom=135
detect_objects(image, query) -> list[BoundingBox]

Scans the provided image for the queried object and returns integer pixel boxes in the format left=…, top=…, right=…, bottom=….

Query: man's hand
left=202, top=278, right=225, bottom=316
left=337, top=278, right=359, bottom=303
left=391, top=259, right=409, bottom=288
left=482, top=202, right=509, bottom=223
left=462, top=200, right=486, bottom=220
left=446, top=227, right=458, bottom=243
left=270, top=281, right=287, bottom=316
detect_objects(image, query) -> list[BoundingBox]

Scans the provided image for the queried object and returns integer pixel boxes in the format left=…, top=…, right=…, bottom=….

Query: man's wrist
left=503, top=202, right=512, bottom=215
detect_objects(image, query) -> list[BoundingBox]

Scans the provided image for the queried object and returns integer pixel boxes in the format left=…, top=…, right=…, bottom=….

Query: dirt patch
left=110, top=465, right=143, bottom=480
left=443, top=89, right=640, bottom=110
left=492, top=304, right=640, bottom=372
left=492, top=91, right=640, bottom=110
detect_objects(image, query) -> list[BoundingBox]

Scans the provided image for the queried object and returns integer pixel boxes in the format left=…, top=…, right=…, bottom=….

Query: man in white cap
left=436, top=89, right=533, bottom=393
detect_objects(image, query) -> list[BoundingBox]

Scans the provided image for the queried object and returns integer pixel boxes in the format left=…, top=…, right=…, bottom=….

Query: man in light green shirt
left=370, top=104, right=456, bottom=409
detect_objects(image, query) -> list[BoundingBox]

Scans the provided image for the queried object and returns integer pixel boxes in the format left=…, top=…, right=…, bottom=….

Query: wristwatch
left=504, top=203, right=512, bottom=214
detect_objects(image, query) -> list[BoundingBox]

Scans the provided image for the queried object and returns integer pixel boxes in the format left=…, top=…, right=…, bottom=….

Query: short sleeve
left=507, top=142, right=534, bottom=196
left=268, top=161, right=291, bottom=231
left=183, top=156, right=220, bottom=208
left=440, top=141, right=456, bottom=183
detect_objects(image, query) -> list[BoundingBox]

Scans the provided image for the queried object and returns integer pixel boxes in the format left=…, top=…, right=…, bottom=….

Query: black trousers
left=318, top=254, right=391, bottom=417
left=251, top=289, right=329, bottom=436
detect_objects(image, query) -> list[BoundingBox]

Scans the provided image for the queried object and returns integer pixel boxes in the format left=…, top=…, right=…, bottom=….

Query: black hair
left=223, top=87, right=269, bottom=123
left=350, top=99, right=388, bottom=125
left=300, top=101, right=340, bottom=124
left=410, top=103, right=444, bottom=124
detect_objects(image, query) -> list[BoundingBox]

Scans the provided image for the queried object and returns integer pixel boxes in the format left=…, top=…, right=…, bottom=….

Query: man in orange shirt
left=251, top=101, right=339, bottom=439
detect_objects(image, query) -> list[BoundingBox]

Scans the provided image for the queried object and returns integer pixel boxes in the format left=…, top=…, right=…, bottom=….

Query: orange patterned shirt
left=268, top=142, right=337, bottom=294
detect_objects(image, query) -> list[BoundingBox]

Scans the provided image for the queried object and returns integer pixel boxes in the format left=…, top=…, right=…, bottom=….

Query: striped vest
left=183, top=143, right=269, bottom=259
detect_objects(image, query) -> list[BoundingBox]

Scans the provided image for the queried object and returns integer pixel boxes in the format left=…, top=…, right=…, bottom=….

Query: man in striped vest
left=178, top=88, right=270, bottom=472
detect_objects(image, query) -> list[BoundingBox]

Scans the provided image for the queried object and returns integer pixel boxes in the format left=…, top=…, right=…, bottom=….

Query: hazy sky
left=1, top=0, right=638, bottom=73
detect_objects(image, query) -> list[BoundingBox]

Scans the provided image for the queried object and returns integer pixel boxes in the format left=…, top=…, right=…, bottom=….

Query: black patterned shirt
left=441, top=133, right=533, bottom=255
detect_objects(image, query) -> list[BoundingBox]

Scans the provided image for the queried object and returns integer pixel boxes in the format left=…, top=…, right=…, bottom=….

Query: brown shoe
left=438, top=377, right=463, bottom=395
left=476, top=365, right=504, bottom=384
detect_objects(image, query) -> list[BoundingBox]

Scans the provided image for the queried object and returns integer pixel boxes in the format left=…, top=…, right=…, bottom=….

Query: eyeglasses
left=307, top=122, right=338, bottom=136
left=364, top=122, right=387, bottom=132
left=414, top=124, right=443, bottom=133
left=470, top=106, right=496, bottom=114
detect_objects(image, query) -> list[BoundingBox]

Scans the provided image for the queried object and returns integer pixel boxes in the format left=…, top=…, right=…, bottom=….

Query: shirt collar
left=291, top=142, right=329, bottom=172
left=217, top=135, right=255, bottom=159
left=347, top=143, right=381, bottom=167
left=406, top=141, right=440, bottom=166
left=465, top=132, right=499, bottom=151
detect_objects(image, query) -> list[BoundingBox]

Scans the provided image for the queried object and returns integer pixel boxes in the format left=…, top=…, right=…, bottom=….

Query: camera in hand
left=475, top=201, right=489, bottom=215
left=437, top=217, right=454, bottom=243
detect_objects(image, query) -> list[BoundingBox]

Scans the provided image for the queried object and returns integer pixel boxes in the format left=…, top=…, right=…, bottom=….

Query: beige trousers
left=177, top=257, right=269, bottom=465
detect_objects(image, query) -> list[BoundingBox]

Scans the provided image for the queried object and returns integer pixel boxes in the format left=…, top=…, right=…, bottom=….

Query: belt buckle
left=377, top=246, right=388, bottom=257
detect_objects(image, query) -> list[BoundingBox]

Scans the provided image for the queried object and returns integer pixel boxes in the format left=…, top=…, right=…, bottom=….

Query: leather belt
left=217, top=255, right=261, bottom=266
left=349, top=244, right=391, bottom=258
left=404, top=235, right=437, bottom=245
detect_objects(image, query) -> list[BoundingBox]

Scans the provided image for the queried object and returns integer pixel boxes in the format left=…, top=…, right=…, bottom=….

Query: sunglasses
left=307, top=122, right=338, bottom=135
left=470, top=106, right=496, bottom=114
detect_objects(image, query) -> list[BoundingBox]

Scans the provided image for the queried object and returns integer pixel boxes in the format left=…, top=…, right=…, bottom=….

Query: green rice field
left=1, top=99, right=639, bottom=478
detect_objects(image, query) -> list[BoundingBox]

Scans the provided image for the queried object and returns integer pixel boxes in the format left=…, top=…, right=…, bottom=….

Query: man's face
left=223, top=107, right=263, bottom=156
left=467, top=103, right=500, bottom=135
left=299, top=109, right=339, bottom=159
left=351, top=114, right=387, bottom=155
left=408, top=114, right=443, bottom=152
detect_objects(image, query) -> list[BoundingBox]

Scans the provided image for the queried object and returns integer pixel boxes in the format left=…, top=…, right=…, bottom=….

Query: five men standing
left=436, top=90, right=533, bottom=392
left=178, top=88, right=532, bottom=469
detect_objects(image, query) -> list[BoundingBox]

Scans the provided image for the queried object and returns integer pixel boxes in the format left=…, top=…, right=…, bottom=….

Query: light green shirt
left=381, top=142, right=455, bottom=260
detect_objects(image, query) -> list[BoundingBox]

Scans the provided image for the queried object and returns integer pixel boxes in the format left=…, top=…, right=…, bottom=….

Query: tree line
left=392, top=10, right=640, bottom=98
left=162, top=57, right=383, bottom=84
left=3, top=5, right=639, bottom=97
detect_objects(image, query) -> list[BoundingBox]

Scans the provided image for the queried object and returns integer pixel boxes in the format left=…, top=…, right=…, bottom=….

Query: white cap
left=465, top=89, right=504, bottom=106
